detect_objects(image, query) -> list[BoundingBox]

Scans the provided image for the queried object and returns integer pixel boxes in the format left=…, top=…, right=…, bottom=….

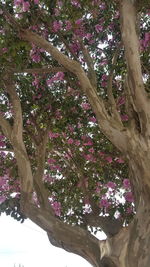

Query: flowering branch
left=20, top=30, right=128, bottom=152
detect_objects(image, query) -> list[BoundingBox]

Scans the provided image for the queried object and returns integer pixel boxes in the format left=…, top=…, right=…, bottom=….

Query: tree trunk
left=25, top=171, right=150, bottom=267
left=98, top=152, right=150, bottom=267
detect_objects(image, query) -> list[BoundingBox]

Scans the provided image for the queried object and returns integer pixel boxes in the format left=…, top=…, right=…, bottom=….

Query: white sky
left=0, top=214, right=92, bottom=267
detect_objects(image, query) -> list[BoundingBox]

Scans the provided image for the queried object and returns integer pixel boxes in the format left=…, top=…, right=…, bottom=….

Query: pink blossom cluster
left=100, top=197, right=110, bottom=208
left=47, top=72, right=65, bottom=85
left=89, top=116, right=97, bottom=123
left=52, top=21, right=62, bottom=32
left=0, top=195, right=6, bottom=204
left=49, top=132, right=60, bottom=138
left=14, top=0, right=39, bottom=12
left=49, top=197, right=61, bottom=216
left=71, top=0, right=81, bottom=7
left=95, top=24, right=103, bottom=33
left=83, top=153, right=96, bottom=162
left=140, top=32, right=150, bottom=50
left=0, top=175, right=9, bottom=191
left=0, top=135, right=5, bottom=147
left=81, top=102, right=91, bottom=110
left=70, top=41, right=81, bottom=54
left=30, top=44, right=41, bottom=63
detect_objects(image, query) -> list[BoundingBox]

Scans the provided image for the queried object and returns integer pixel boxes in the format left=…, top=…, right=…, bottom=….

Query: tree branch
left=78, top=38, right=97, bottom=88
left=33, top=128, right=54, bottom=213
left=3, top=71, right=23, bottom=142
left=2, top=71, right=33, bottom=199
left=84, top=214, right=122, bottom=237
left=14, top=66, right=67, bottom=74
left=107, top=43, right=123, bottom=124
left=24, top=202, right=102, bottom=267
left=21, top=30, right=128, bottom=152
left=0, top=114, right=12, bottom=140
left=120, top=0, right=150, bottom=136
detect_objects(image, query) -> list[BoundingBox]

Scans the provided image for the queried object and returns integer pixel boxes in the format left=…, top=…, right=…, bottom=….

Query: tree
left=0, top=0, right=149, bottom=266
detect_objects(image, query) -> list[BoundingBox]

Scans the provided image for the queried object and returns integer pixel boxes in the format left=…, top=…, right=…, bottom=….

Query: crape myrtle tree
left=0, top=0, right=149, bottom=266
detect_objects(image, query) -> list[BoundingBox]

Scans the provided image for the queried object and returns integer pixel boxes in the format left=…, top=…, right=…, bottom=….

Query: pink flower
left=14, top=0, right=22, bottom=6
left=100, top=59, right=108, bottom=65
left=121, top=114, right=129, bottom=121
left=105, top=156, right=113, bottom=163
left=88, top=148, right=94, bottom=153
left=141, top=32, right=150, bottom=49
left=47, top=78, right=53, bottom=85
left=55, top=109, right=62, bottom=119
left=22, top=1, right=30, bottom=12
left=52, top=21, right=62, bottom=32
left=95, top=186, right=101, bottom=193
left=54, top=8, right=60, bottom=16
left=124, top=192, right=134, bottom=203
left=49, top=132, right=60, bottom=138
left=89, top=116, right=97, bottom=123
left=83, top=140, right=93, bottom=146
left=75, top=140, right=80, bottom=146
left=102, top=74, right=107, bottom=80
left=67, top=138, right=74, bottom=144
left=116, top=158, right=124, bottom=163
left=75, top=19, right=83, bottom=25
left=30, top=47, right=41, bottom=63
left=48, top=158, right=56, bottom=164
left=70, top=42, right=80, bottom=53
left=32, top=77, right=39, bottom=87
left=65, top=20, right=72, bottom=31
left=0, top=195, right=6, bottom=204
left=44, top=175, right=54, bottom=183
left=64, top=153, right=72, bottom=160
left=34, top=0, right=39, bottom=4
left=74, top=26, right=86, bottom=37
left=85, top=33, right=93, bottom=40
left=81, top=103, right=91, bottom=110
left=100, top=198, right=110, bottom=208
left=99, top=151, right=105, bottom=156
left=2, top=47, right=8, bottom=53
left=0, top=176, right=7, bottom=188
left=84, top=154, right=96, bottom=162
left=0, top=135, right=5, bottom=141
left=0, top=141, right=5, bottom=147
left=68, top=125, right=74, bottom=132
left=123, top=179, right=131, bottom=189
left=107, top=181, right=116, bottom=189
left=55, top=72, right=64, bottom=80
left=51, top=201, right=61, bottom=216
left=95, top=24, right=103, bottom=33
left=117, top=96, right=125, bottom=106
left=126, top=207, right=133, bottom=214
left=71, top=0, right=81, bottom=7
left=50, top=165, right=61, bottom=172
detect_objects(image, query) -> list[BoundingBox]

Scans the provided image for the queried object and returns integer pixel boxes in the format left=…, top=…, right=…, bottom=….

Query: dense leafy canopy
left=0, top=0, right=149, bottom=236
